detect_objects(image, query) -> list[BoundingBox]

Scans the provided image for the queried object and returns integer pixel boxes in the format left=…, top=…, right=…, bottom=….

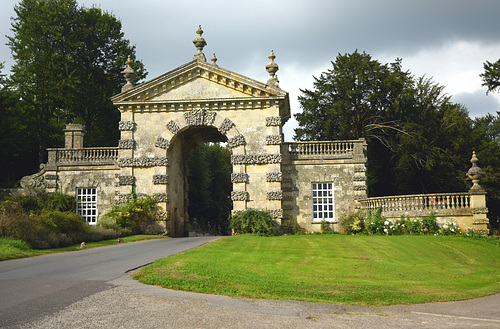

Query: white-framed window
left=76, top=188, right=98, bottom=225
left=312, top=183, right=335, bottom=221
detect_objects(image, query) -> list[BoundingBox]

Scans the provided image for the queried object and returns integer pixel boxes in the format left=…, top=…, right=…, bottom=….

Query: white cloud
left=377, top=40, right=500, bottom=117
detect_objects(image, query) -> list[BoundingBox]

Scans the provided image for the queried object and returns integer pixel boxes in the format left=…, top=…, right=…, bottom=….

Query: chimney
left=64, top=124, right=85, bottom=148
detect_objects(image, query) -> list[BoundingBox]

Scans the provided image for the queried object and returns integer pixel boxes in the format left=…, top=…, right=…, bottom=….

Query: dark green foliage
left=188, top=143, right=232, bottom=234
left=480, top=58, right=500, bottom=94
left=365, top=207, right=387, bottom=234
left=320, top=219, right=329, bottom=232
left=395, top=216, right=423, bottom=235
left=5, top=0, right=147, bottom=166
left=0, top=192, right=121, bottom=249
left=0, top=200, right=36, bottom=244
left=103, top=195, right=165, bottom=235
left=32, top=211, right=88, bottom=248
left=12, top=192, right=76, bottom=214
left=421, top=213, right=439, bottom=235
left=294, top=51, right=408, bottom=141
left=472, top=113, right=500, bottom=230
left=0, top=63, right=39, bottom=187
left=338, top=210, right=365, bottom=234
left=230, top=209, right=280, bottom=236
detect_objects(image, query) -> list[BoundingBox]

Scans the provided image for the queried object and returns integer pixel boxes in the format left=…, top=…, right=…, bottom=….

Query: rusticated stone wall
left=281, top=139, right=368, bottom=233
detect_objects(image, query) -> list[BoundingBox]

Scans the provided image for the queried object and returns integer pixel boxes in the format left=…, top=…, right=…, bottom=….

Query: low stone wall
left=357, top=192, right=489, bottom=233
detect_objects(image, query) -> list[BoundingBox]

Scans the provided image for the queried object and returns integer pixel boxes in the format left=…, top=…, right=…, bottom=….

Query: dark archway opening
left=167, top=125, right=232, bottom=236
left=187, top=143, right=232, bottom=235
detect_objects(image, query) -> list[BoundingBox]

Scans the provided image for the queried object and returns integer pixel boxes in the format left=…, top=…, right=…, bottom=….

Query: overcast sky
left=1, top=0, right=500, bottom=140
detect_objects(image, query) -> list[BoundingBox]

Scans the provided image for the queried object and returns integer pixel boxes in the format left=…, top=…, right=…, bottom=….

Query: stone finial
left=467, top=151, right=485, bottom=192
left=193, top=25, right=207, bottom=62
left=265, top=49, right=279, bottom=87
left=211, top=53, right=218, bottom=66
left=121, top=56, right=136, bottom=93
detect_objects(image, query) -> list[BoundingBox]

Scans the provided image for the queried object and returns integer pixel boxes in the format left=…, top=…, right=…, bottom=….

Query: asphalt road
left=0, top=237, right=218, bottom=328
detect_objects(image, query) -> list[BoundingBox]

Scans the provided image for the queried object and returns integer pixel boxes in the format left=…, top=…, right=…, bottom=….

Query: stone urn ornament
left=265, top=49, right=279, bottom=87
left=121, top=56, right=136, bottom=93
left=467, top=151, right=485, bottom=192
left=193, top=25, right=207, bottom=62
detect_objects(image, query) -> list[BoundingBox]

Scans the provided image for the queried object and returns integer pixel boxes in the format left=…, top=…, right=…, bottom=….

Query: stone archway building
left=21, top=27, right=367, bottom=236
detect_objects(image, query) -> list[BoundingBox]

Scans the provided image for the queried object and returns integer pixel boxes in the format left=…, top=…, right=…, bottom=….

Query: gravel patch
left=19, top=275, right=500, bottom=329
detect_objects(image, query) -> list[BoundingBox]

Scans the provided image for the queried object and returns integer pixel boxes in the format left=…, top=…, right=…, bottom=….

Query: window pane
left=76, top=188, right=98, bottom=225
left=312, top=182, right=335, bottom=221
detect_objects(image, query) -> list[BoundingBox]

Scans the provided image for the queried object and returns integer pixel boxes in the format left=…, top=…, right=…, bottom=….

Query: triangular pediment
left=111, top=60, right=288, bottom=105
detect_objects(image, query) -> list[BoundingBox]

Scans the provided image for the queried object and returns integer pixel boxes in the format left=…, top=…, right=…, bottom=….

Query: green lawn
left=0, top=235, right=165, bottom=261
left=134, top=234, right=500, bottom=306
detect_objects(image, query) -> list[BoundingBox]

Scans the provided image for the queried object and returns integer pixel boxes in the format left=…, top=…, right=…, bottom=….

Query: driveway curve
left=0, top=237, right=218, bottom=328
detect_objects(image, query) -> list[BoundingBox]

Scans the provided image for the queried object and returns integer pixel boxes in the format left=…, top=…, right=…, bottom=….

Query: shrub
left=86, top=226, right=122, bottom=242
left=1, top=192, right=125, bottom=249
left=421, top=213, right=439, bottom=234
left=339, top=210, right=365, bottom=234
left=8, top=192, right=76, bottom=215
left=230, top=209, right=280, bottom=236
left=438, top=220, right=461, bottom=236
left=366, top=207, right=386, bottom=234
left=38, top=193, right=76, bottom=213
left=0, top=200, right=36, bottom=243
left=406, top=218, right=423, bottom=234
left=30, top=211, right=89, bottom=248
left=96, top=216, right=129, bottom=235
left=103, top=195, right=166, bottom=234
left=320, top=219, right=329, bottom=232
left=393, top=216, right=422, bottom=235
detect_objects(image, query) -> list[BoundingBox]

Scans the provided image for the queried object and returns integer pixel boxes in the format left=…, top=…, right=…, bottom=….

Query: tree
left=66, top=6, right=146, bottom=146
left=473, top=113, right=500, bottom=230
left=294, top=51, right=408, bottom=141
left=480, top=59, right=500, bottom=94
left=294, top=51, right=488, bottom=198
left=7, top=0, right=79, bottom=164
left=474, top=112, right=500, bottom=142
left=0, top=62, right=38, bottom=186
left=6, top=0, right=147, bottom=164
left=382, top=77, right=474, bottom=195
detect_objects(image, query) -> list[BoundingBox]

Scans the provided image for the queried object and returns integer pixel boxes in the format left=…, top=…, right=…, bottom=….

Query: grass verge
left=134, top=234, right=500, bottom=306
left=0, top=235, right=165, bottom=261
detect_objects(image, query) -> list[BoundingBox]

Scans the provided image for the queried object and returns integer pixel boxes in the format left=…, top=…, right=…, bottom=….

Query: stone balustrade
left=358, top=193, right=472, bottom=218
left=285, top=140, right=364, bottom=159
left=357, top=191, right=490, bottom=233
left=47, top=147, right=119, bottom=164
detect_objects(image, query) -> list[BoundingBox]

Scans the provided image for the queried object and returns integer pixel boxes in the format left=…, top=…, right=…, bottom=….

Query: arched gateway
left=22, top=27, right=367, bottom=236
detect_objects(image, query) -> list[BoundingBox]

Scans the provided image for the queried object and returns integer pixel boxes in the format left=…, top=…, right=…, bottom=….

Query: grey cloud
left=453, top=89, right=500, bottom=118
